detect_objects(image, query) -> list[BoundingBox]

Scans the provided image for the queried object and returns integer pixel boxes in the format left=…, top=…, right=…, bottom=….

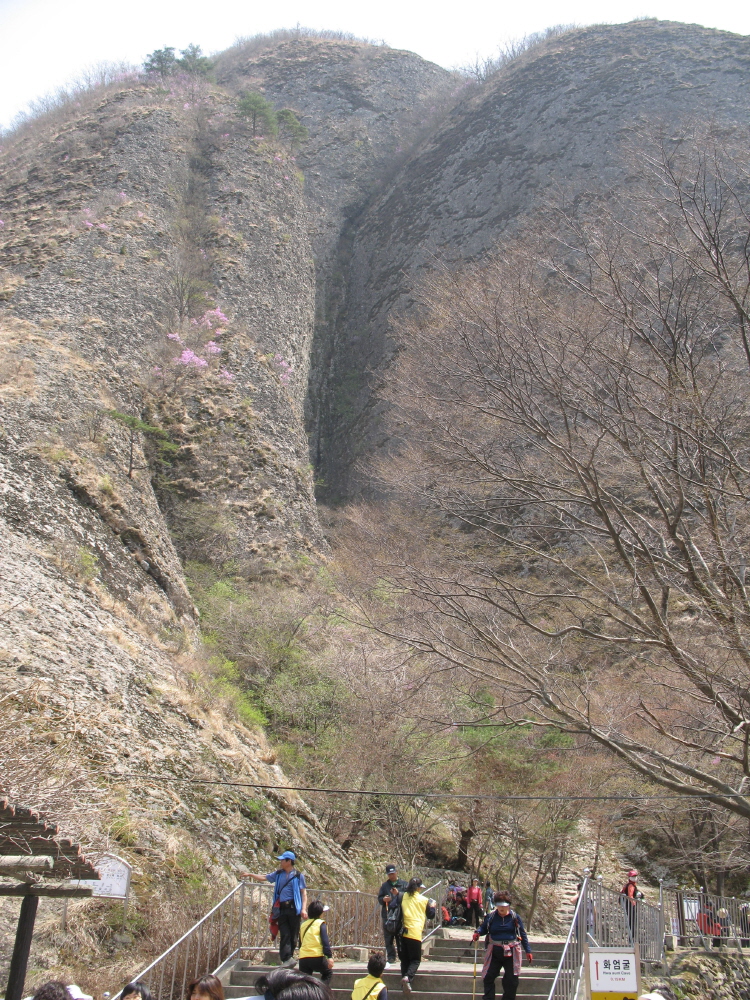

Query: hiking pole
left=472, top=946, right=478, bottom=1000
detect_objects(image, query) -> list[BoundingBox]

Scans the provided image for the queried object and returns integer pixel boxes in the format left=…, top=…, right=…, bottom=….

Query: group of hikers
left=30, top=855, right=674, bottom=1000
left=238, top=855, right=532, bottom=1000
left=440, top=878, right=493, bottom=927
left=36, top=858, right=746, bottom=1000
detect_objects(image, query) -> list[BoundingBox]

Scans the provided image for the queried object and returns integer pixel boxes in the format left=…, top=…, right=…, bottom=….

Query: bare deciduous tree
left=351, top=127, right=750, bottom=820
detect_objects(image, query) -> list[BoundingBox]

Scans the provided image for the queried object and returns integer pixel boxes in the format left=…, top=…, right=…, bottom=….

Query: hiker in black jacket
left=377, top=865, right=408, bottom=968
left=472, top=892, right=532, bottom=1000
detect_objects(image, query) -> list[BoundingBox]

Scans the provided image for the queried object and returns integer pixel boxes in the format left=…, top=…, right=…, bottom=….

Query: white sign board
left=73, top=854, right=132, bottom=899
left=587, top=947, right=639, bottom=999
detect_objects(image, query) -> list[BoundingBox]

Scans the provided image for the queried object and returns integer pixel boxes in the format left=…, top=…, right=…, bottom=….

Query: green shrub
left=76, top=546, right=99, bottom=582
left=276, top=108, right=308, bottom=147
left=177, top=44, right=213, bottom=78
left=144, top=47, right=177, bottom=79
left=238, top=92, right=277, bottom=136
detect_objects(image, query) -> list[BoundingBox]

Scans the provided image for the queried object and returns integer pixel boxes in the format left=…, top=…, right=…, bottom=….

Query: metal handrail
left=113, top=882, right=392, bottom=1000
left=663, top=888, right=749, bottom=952
left=111, top=882, right=250, bottom=1000
left=421, top=881, right=445, bottom=942
left=547, top=876, right=588, bottom=1000
left=586, top=880, right=663, bottom=962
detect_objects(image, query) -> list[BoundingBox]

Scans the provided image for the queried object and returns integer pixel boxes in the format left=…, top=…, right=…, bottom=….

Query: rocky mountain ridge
left=313, top=19, right=750, bottom=496
left=2, top=18, right=750, bottom=988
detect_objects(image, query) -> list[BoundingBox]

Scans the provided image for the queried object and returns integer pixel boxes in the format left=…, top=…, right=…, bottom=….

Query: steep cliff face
left=0, top=36, right=454, bottom=965
left=213, top=34, right=456, bottom=474
left=314, top=19, right=750, bottom=497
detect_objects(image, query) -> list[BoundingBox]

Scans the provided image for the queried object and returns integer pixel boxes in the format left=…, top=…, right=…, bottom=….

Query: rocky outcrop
left=1, top=45, right=426, bottom=984
left=646, top=951, right=750, bottom=1000
left=313, top=20, right=750, bottom=497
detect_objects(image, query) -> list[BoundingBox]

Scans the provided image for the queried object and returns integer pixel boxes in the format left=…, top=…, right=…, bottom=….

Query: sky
left=1, top=0, right=749, bottom=131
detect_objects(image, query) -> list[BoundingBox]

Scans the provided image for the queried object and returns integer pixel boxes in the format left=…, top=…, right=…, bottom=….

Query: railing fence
left=662, top=889, right=749, bottom=952
left=112, top=881, right=443, bottom=1000
left=547, top=875, right=588, bottom=1000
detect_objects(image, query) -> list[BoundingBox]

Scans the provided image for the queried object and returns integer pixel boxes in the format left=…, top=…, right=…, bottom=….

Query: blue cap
left=277, top=851, right=296, bottom=861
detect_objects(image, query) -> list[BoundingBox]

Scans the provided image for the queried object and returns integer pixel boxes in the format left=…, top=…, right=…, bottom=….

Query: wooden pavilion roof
left=0, top=798, right=100, bottom=881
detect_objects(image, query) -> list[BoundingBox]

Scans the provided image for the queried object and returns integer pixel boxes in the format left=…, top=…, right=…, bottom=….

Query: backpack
left=385, top=896, right=403, bottom=935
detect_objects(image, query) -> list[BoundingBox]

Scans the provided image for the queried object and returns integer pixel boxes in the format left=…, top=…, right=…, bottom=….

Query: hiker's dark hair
left=308, top=900, right=326, bottom=919
left=367, top=953, right=387, bottom=977
left=406, top=877, right=423, bottom=894
left=493, top=890, right=512, bottom=904
left=32, top=983, right=71, bottom=1000
left=123, top=985, right=154, bottom=1000
left=253, top=969, right=331, bottom=1000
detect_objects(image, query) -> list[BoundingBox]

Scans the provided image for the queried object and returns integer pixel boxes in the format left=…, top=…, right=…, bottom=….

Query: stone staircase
left=221, top=929, right=565, bottom=1000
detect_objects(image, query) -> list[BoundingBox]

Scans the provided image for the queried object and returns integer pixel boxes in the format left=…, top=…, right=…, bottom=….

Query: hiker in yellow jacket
left=352, top=953, right=389, bottom=1000
left=399, top=878, right=436, bottom=994
left=298, top=901, right=334, bottom=983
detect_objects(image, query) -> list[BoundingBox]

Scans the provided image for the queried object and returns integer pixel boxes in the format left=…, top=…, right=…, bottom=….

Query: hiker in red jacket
left=620, top=870, right=642, bottom=943
left=467, top=878, right=484, bottom=928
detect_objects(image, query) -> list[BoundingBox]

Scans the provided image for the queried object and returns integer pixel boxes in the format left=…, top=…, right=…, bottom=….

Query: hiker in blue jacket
left=242, top=852, right=308, bottom=966
left=472, top=891, right=532, bottom=1000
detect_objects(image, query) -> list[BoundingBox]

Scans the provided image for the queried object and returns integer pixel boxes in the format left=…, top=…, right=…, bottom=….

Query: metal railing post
left=658, top=879, right=665, bottom=965
left=238, top=881, right=246, bottom=953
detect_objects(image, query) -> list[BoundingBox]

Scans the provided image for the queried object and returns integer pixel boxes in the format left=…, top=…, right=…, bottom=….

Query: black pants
left=298, top=957, right=332, bottom=983
left=400, top=937, right=422, bottom=981
left=277, top=905, right=300, bottom=962
left=483, top=950, right=518, bottom=1000
left=382, top=916, right=397, bottom=963
left=469, top=902, right=484, bottom=927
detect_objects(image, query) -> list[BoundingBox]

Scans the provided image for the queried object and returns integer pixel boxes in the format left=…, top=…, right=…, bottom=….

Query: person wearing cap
left=298, top=900, right=334, bottom=983
left=378, top=864, right=408, bottom=968
left=399, top=877, right=436, bottom=993
left=241, top=851, right=308, bottom=966
left=620, top=870, right=642, bottom=944
left=472, top=891, right=532, bottom=1000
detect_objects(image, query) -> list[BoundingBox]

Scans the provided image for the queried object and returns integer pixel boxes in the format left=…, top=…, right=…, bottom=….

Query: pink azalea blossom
left=176, top=349, right=209, bottom=368
left=0, top=220, right=4, bottom=228
left=205, top=308, right=228, bottom=326
left=137, top=211, right=144, bottom=218
left=184, top=103, right=191, bottom=109
left=204, top=341, right=221, bottom=354
left=218, top=368, right=234, bottom=381
left=118, top=191, right=127, bottom=200
left=98, top=223, right=109, bottom=230
left=274, top=155, right=283, bottom=162
left=84, top=221, right=93, bottom=228
left=284, top=176, right=289, bottom=180
left=167, top=333, right=182, bottom=342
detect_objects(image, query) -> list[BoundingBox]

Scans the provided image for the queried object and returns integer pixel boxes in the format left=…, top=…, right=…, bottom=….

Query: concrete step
left=428, top=940, right=562, bottom=951
left=427, top=951, right=562, bottom=967
left=429, top=943, right=563, bottom=955
left=226, top=985, right=552, bottom=1000
left=226, top=967, right=555, bottom=996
